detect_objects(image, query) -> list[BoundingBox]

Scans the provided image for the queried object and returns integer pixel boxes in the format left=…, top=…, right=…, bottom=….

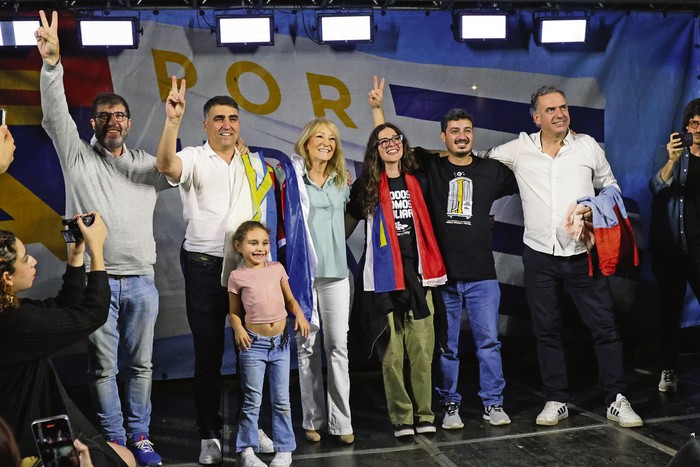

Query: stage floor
left=67, top=336, right=700, bottom=466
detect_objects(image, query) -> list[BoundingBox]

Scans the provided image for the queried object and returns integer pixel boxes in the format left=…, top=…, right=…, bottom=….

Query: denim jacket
left=649, top=145, right=692, bottom=254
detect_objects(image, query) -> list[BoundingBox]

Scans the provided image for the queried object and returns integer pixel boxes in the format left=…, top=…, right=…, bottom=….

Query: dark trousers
left=180, top=247, right=229, bottom=439
left=522, top=246, right=625, bottom=405
left=651, top=244, right=700, bottom=371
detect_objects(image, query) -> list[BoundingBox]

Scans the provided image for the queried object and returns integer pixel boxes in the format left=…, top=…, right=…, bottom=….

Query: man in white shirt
left=486, top=85, right=643, bottom=428
left=156, top=78, right=277, bottom=465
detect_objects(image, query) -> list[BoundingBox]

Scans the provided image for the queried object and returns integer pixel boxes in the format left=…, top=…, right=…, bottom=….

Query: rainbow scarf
left=363, top=173, right=447, bottom=292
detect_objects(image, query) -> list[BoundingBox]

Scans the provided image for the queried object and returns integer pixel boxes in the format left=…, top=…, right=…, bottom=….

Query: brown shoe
left=305, top=430, right=321, bottom=442
left=337, top=434, right=354, bottom=444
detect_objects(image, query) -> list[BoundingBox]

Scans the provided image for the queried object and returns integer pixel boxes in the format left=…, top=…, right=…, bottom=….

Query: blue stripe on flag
left=372, top=209, right=398, bottom=292
left=389, top=84, right=605, bottom=142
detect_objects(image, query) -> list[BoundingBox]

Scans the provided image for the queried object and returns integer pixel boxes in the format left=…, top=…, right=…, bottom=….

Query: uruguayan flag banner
left=1, top=9, right=698, bottom=381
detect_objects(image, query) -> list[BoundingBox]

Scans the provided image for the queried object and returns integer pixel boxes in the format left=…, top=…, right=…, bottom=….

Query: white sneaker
left=607, top=394, right=643, bottom=428
left=658, top=369, right=678, bottom=393
left=258, top=429, right=274, bottom=454
left=269, top=451, right=292, bottom=467
left=535, top=401, right=568, bottom=426
left=199, top=438, right=222, bottom=465
left=239, top=447, right=267, bottom=467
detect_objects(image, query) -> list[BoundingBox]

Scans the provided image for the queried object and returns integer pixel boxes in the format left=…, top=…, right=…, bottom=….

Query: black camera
left=60, top=214, right=95, bottom=243
left=675, top=132, right=693, bottom=148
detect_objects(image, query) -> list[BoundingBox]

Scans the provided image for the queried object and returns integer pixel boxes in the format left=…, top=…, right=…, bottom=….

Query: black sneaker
left=415, top=421, right=436, bottom=434
left=393, top=424, right=415, bottom=437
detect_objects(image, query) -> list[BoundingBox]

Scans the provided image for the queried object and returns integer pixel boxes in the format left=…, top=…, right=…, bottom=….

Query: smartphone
left=0, top=108, right=6, bottom=126
left=31, top=415, right=79, bottom=467
left=675, top=132, right=693, bottom=148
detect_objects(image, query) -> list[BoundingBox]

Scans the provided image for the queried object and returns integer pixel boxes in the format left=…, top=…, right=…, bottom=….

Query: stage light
left=216, top=14, right=274, bottom=46
left=537, top=18, right=587, bottom=44
left=317, top=12, right=373, bottom=44
left=454, top=13, right=507, bottom=41
left=0, top=19, right=40, bottom=47
left=77, top=18, right=140, bottom=48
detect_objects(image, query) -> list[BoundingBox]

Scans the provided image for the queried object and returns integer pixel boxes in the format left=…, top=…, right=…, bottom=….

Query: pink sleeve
left=227, top=270, right=240, bottom=294
left=276, top=262, right=289, bottom=282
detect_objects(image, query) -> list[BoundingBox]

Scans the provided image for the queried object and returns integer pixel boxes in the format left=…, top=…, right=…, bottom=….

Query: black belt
left=184, top=250, right=224, bottom=265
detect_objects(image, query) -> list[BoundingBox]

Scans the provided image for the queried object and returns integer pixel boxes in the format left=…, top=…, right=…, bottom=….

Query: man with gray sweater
left=36, top=11, right=169, bottom=466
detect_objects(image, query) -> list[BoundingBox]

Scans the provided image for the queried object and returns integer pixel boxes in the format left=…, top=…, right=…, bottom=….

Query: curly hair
left=682, top=99, right=700, bottom=131
left=295, top=118, right=348, bottom=187
left=232, top=220, right=270, bottom=248
left=355, top=123, right=419, bottom=218
left=0, top=230, right=19, bottom=311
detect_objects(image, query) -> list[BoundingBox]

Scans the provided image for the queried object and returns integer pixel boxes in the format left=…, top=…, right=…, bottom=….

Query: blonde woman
left=282, top=118, right=354, bottom=444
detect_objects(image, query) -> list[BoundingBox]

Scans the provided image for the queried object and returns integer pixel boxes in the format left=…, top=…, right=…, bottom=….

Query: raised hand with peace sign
left=166, top=75, right=187, bottom=124
left=369, top=75, right=387, bottom=128
left=35, top=10, right=60, bottom=66
left=156, top=76, right=188, bottom=179
left=368, top=75, right=385, bottom=110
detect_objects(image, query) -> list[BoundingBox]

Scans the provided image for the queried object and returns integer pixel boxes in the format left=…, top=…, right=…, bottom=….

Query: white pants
left=295, top=276, right=353, bottom=435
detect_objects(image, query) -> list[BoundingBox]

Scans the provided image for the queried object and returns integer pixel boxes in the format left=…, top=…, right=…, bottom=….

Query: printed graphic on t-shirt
left=447, top=173, right=473, bottom=225
left=391, top=188, right=413, bottom=237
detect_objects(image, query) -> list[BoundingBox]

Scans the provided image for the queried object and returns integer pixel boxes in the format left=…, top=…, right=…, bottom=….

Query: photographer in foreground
left=0, top=212, right=135, bottom=466
left=650, top=98, right=700, bottom=393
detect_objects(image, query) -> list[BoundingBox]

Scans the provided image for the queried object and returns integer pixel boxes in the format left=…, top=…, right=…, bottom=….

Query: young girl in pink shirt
left=228, top=221, right=310, bottom=467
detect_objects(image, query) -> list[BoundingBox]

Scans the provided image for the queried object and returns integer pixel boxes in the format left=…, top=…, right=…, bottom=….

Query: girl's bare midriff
left=247, top=317, right=287, bottom=337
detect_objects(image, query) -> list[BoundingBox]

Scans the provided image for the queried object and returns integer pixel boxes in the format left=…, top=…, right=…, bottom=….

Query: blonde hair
left=294, top=118, right=348, bottom=187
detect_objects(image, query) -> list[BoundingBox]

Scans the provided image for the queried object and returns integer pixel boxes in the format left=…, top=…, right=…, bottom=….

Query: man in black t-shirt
left=649, top=98, right=700, bottom=394
left=413, top=110, right=517, bottom=429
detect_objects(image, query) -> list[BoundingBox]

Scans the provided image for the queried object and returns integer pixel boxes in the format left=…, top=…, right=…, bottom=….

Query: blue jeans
left=88, top=275, right=159, bottom=441
left=436, top=279, right=505, bottom=408
left=237, top=330, right=296, bottom=453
